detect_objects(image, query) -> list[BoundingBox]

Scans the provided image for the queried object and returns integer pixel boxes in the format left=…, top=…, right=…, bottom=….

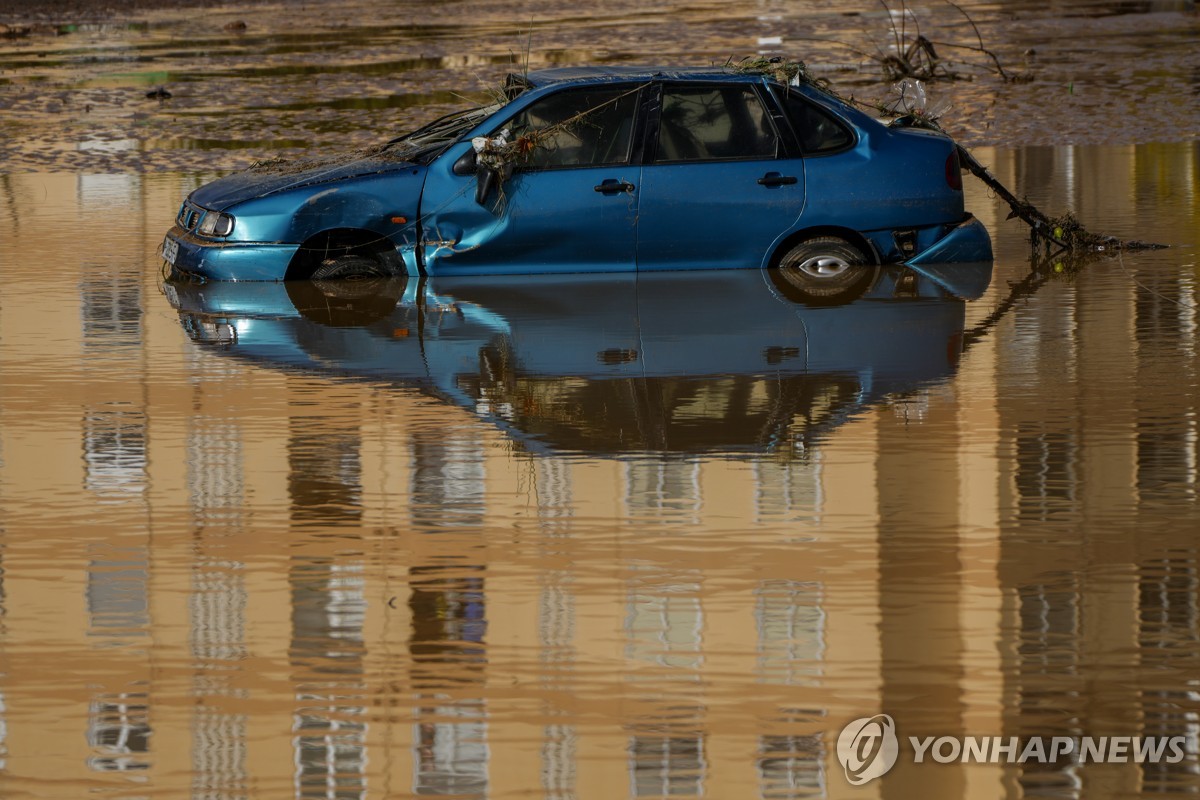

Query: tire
left=311, top=254, right=392, bottom=282
left=770, top=235, right=879, bottom=306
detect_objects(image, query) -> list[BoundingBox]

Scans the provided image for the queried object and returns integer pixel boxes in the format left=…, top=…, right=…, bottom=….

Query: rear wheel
left=770, top=236, right=878, bottom=306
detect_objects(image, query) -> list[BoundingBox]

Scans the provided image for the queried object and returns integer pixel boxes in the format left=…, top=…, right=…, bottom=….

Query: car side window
left=503, top=87, right=639, bottom=169
left=784, top=90, right=854, bottom=155
left=654, top=86, right=778, bottom=163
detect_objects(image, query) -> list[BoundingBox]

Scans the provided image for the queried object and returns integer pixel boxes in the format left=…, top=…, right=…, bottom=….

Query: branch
left=940, top=0, right=1007, bottom=76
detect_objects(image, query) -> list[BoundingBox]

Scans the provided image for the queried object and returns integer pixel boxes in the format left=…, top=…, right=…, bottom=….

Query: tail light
left=945, top=150, right=963, bottom=191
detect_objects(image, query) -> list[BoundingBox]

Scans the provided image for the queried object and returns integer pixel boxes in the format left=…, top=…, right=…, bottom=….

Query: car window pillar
left=760, top=83, right=803, bottom=159
left=637, top=83, right=665, bottom=165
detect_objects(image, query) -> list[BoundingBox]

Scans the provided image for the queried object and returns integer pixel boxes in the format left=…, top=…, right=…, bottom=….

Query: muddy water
left=2, top=1, right=1200, bottom=799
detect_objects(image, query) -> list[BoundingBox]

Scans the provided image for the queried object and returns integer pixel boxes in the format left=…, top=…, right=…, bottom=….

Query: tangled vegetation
left=780, top=0, right=1025, bottom=85
left=954, top=141, right=1167, bottom=252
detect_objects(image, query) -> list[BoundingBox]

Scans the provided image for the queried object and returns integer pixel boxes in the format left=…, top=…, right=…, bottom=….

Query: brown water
left=2, top=1, right=1200, bottom=798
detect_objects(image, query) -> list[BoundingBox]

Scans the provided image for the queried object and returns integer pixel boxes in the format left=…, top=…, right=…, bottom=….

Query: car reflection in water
left=164, top=262, right=992, bottom=455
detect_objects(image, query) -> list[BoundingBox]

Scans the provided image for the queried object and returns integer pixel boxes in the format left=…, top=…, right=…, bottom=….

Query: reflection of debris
left=890, top=394, right=930, bottom=423
left=961, top=249, right=1129, bottom=355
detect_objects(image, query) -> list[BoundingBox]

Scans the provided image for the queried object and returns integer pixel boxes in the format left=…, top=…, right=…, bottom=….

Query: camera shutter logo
left=837, top=714, right=899, bottom=785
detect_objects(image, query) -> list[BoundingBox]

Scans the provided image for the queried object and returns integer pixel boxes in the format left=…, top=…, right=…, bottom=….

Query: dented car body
left=162, top=65, right=992, bottom=283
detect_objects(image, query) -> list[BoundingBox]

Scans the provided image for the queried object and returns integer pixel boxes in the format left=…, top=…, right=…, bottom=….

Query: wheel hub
left=794, top=255, right=852, bottom=278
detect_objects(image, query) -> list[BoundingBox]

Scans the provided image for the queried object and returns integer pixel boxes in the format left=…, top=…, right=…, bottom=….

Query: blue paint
left=162, top=66, right=991, bottom=282
left=165, top=265, right=991, bottom=453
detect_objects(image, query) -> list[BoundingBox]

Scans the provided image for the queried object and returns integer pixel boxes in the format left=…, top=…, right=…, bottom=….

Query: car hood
left=190, top=153, right=421, bottom=210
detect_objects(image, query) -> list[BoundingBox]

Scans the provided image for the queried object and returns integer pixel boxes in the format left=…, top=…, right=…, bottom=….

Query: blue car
left=161, top=65, right=991, bottom=287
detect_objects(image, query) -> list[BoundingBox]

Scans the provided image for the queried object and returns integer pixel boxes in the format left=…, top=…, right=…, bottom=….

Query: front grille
left=177, top=200, right=205, bottom=232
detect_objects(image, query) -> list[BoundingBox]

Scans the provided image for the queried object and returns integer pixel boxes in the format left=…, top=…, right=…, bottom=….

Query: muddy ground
left=1, top=0, right=1198, bottom=173
left=0, top=0, right=289, bottom=20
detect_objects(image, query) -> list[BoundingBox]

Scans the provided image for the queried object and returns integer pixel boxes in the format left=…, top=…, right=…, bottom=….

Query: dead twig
left=727, top=55, right=816, bottom=85
left=954, top=144, right=1167, bottom=252
left=857, top=0, right=1017, bottom=83
left=880, top=35, right=959, bottom=82
left=941, top=0, right=1013, bottom=82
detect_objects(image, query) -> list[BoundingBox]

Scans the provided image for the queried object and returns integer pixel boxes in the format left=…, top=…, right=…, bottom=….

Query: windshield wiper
left=385, top=105, right=499, bottom=149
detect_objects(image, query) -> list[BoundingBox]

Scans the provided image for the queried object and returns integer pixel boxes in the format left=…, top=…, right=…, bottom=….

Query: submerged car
left=161, top=65, right=991, bottom=287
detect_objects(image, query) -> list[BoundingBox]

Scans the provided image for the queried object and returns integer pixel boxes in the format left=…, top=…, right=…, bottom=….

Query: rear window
left=784, top=91, right=853, bottom=155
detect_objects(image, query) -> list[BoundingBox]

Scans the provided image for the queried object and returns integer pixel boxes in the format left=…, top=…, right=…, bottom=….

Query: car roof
left=513, top=65, right=762, bottom=90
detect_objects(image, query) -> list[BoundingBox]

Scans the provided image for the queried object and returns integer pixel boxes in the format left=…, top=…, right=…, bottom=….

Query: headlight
left=198, top=211, right=235, bottom=237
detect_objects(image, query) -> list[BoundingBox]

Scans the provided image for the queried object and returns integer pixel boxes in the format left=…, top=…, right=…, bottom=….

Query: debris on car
left=162, top=62, right=994, bottom=284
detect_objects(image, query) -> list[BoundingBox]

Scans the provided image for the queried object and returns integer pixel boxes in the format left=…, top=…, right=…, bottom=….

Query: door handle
left=757, top=172, right=798, bottom=187
left=594, top=179, right=635, bottom=194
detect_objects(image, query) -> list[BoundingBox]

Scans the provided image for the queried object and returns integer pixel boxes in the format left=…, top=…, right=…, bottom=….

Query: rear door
left=419, top=84, right=644, bottom=275
left=635, top=82, right=806, bottom=271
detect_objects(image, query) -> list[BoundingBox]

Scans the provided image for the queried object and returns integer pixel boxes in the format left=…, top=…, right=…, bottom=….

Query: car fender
left=224, top=169, right=425, bottom=246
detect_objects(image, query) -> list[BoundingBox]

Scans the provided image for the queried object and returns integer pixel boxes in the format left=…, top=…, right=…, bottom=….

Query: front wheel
left=769, top=236, right=879, bottom=306
left=311, top=254, right=393, bottom=282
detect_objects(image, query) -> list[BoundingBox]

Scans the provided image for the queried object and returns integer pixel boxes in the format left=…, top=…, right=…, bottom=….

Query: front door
left=635, top=83, right=806, bottom=271
left=419, top=85, right=644, bottom=275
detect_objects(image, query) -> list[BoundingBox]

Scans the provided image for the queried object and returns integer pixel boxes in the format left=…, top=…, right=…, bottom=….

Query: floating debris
left=792, top=0, right=1023, bottom=84
left=874, top=0, right=1017, bottom=83
left=1, top=23, right=33, bottom=38
left=727, top=55, right=817, bottom=86
left=145, top=86, right=172, bottom=100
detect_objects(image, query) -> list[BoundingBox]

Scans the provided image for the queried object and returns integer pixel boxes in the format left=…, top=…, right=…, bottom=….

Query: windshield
left=383, top=104, right=501, bottom=163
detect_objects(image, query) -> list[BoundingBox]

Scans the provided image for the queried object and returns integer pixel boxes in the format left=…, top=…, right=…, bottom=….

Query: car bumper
left=905, top=215, right=993, bottom=266
left=162, top=226, right=297, bottom=281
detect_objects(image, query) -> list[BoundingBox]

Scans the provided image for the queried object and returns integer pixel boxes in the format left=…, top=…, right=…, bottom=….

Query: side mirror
left=476, top=166, right=498, bottom=205
left=452, top=149, right=477, bottom=176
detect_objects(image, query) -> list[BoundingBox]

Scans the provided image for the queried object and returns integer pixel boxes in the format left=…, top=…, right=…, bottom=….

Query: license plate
left=161, top=236, right=179, bottom=265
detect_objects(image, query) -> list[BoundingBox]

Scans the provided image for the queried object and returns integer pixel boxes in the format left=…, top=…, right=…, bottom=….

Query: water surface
left=1, top=1, right=1199, bottom=798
